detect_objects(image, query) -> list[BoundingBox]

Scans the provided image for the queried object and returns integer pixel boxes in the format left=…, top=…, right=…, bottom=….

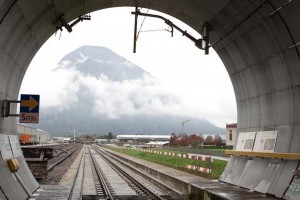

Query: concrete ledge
left=190, top=181, right=279, bottom=200
left=225, top=150, right=300, bottom=160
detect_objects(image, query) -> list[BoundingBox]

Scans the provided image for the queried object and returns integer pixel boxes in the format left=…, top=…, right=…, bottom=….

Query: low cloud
left=23, top=66, right=236, bottom=128
left=34, top=68, right=183, bottom=117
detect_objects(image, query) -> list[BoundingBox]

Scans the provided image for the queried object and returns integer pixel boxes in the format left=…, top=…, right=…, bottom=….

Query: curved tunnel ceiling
left=0, top=0, right=300, bottom=199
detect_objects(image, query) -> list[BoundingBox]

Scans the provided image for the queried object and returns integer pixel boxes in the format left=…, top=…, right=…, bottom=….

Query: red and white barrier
left=197, top=166, right=211, bottom=173
left=186, top=165, right=211, bottom=174
left=122, top=147, right=213, bottom=163
left=197, top=155, right=213, bottom=162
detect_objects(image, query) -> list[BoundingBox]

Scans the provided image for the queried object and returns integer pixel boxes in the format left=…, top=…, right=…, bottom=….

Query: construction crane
left=181, top=119, right=193, bottom=134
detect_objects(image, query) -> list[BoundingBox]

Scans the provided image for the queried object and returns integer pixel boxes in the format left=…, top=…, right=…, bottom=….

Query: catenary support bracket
left=132, top=9, right=211, bottom=54
left=54, top=13, right=91, bottom=33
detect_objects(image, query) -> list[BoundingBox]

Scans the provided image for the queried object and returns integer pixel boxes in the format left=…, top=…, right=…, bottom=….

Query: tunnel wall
left=0, top=0, right=300, bottom=199
left=212, top=1, right=300, bottom=198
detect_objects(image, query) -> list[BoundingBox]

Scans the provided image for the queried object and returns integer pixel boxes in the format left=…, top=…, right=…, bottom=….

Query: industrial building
left=225, top=123, right=238, bottom=147
left=17, top=124, right=49, bottom=145
left=116, top=135, right=171, bottom=143
left=145, top=141, right=170, bottom=148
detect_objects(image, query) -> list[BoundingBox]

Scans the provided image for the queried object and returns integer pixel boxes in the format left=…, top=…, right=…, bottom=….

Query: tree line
left=169, top=133, right=223, bottom=147
left=97, top=132, right=116, bottom=139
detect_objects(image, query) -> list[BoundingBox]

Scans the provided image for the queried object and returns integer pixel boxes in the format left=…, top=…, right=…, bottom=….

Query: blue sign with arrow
left=19, top=94, right=40, bottom=123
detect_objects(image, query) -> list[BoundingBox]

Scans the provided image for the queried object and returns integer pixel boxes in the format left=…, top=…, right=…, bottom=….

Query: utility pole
left=181, top=119, right=193, bottom=134
left=73, top=121, right=75, bottom=145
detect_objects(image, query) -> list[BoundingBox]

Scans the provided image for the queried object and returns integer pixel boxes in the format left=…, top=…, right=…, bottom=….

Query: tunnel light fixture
left=132, top=7, right=211, bottom=55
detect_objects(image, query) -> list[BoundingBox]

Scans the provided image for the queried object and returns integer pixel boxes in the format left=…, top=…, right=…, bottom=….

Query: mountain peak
left=60, top=46, right=124, bottom=63
left=56, top=45, right=149, bottom=81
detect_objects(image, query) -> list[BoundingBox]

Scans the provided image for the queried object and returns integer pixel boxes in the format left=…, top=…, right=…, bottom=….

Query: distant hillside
left=38, top=111, right=225, bottom=136
left=36, top=45, right=225, bottom=136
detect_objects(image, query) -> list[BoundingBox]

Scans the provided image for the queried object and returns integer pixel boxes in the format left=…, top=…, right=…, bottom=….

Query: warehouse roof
left=116, top=135, right=171, bottom=140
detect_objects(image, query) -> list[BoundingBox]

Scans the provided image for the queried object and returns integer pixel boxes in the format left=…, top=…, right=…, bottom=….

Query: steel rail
left=92, top=145, right=166, bottom=200
left=88, top=146, right=115, bottom=200
left=68, top=146, right=85, bottom=200
left=47, top=144, right=81, bottom=171
left=87, top=148, right=106, bottom=197
left=53, top=144, right=78, bottom=156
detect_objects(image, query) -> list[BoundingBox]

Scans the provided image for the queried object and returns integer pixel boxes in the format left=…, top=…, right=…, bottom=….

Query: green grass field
left=158, top=146, right=231, bottom=158
left=105, top=146, right=227, bottom=179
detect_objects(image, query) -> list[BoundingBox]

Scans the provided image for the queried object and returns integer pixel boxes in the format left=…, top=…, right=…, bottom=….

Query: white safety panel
left=9, top=135, right=23, bottom=157
left=0, top=134, right=13, bottom=160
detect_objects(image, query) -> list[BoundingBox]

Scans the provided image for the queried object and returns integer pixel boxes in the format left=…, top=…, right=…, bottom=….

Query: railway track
left=47, top=144, right=82, bottom=171
left=92, top=145, right=167, bottom=199
left=23, top=143, right=83, bottom=179
left=89, top=146, right=115, bottom=199
left=68, top=144, right=170, bottom=200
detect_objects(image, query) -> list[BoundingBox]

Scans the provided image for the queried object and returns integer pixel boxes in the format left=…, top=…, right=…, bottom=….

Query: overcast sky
left=20, top=7, right=237, bottom=128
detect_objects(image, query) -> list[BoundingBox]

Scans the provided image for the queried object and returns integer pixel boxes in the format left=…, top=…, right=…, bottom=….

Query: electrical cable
left=136, top=0, right=153, bottom=40
left=0, top=0, right=18, bottom=27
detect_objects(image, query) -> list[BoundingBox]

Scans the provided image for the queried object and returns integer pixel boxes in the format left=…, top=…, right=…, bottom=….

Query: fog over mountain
left=36, top=45, right=225, bottom=136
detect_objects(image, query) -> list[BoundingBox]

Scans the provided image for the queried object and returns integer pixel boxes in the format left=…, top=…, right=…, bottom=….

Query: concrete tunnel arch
left=0, top=0, right=300, bottom=199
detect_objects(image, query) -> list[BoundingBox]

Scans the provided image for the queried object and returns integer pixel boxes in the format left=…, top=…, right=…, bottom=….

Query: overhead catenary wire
left=210, top=0, right=268, bottom=47
left=132, top=10, right=210, bottom=54
left=140, top=27, right=172, bottom=33
left=0, top=0, right=18, bottom=27
left=136, top=8, right=150, bottom=40
left=136, top=0, right=153, bottom=40
left=210, top=0, right=294, bottom=47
